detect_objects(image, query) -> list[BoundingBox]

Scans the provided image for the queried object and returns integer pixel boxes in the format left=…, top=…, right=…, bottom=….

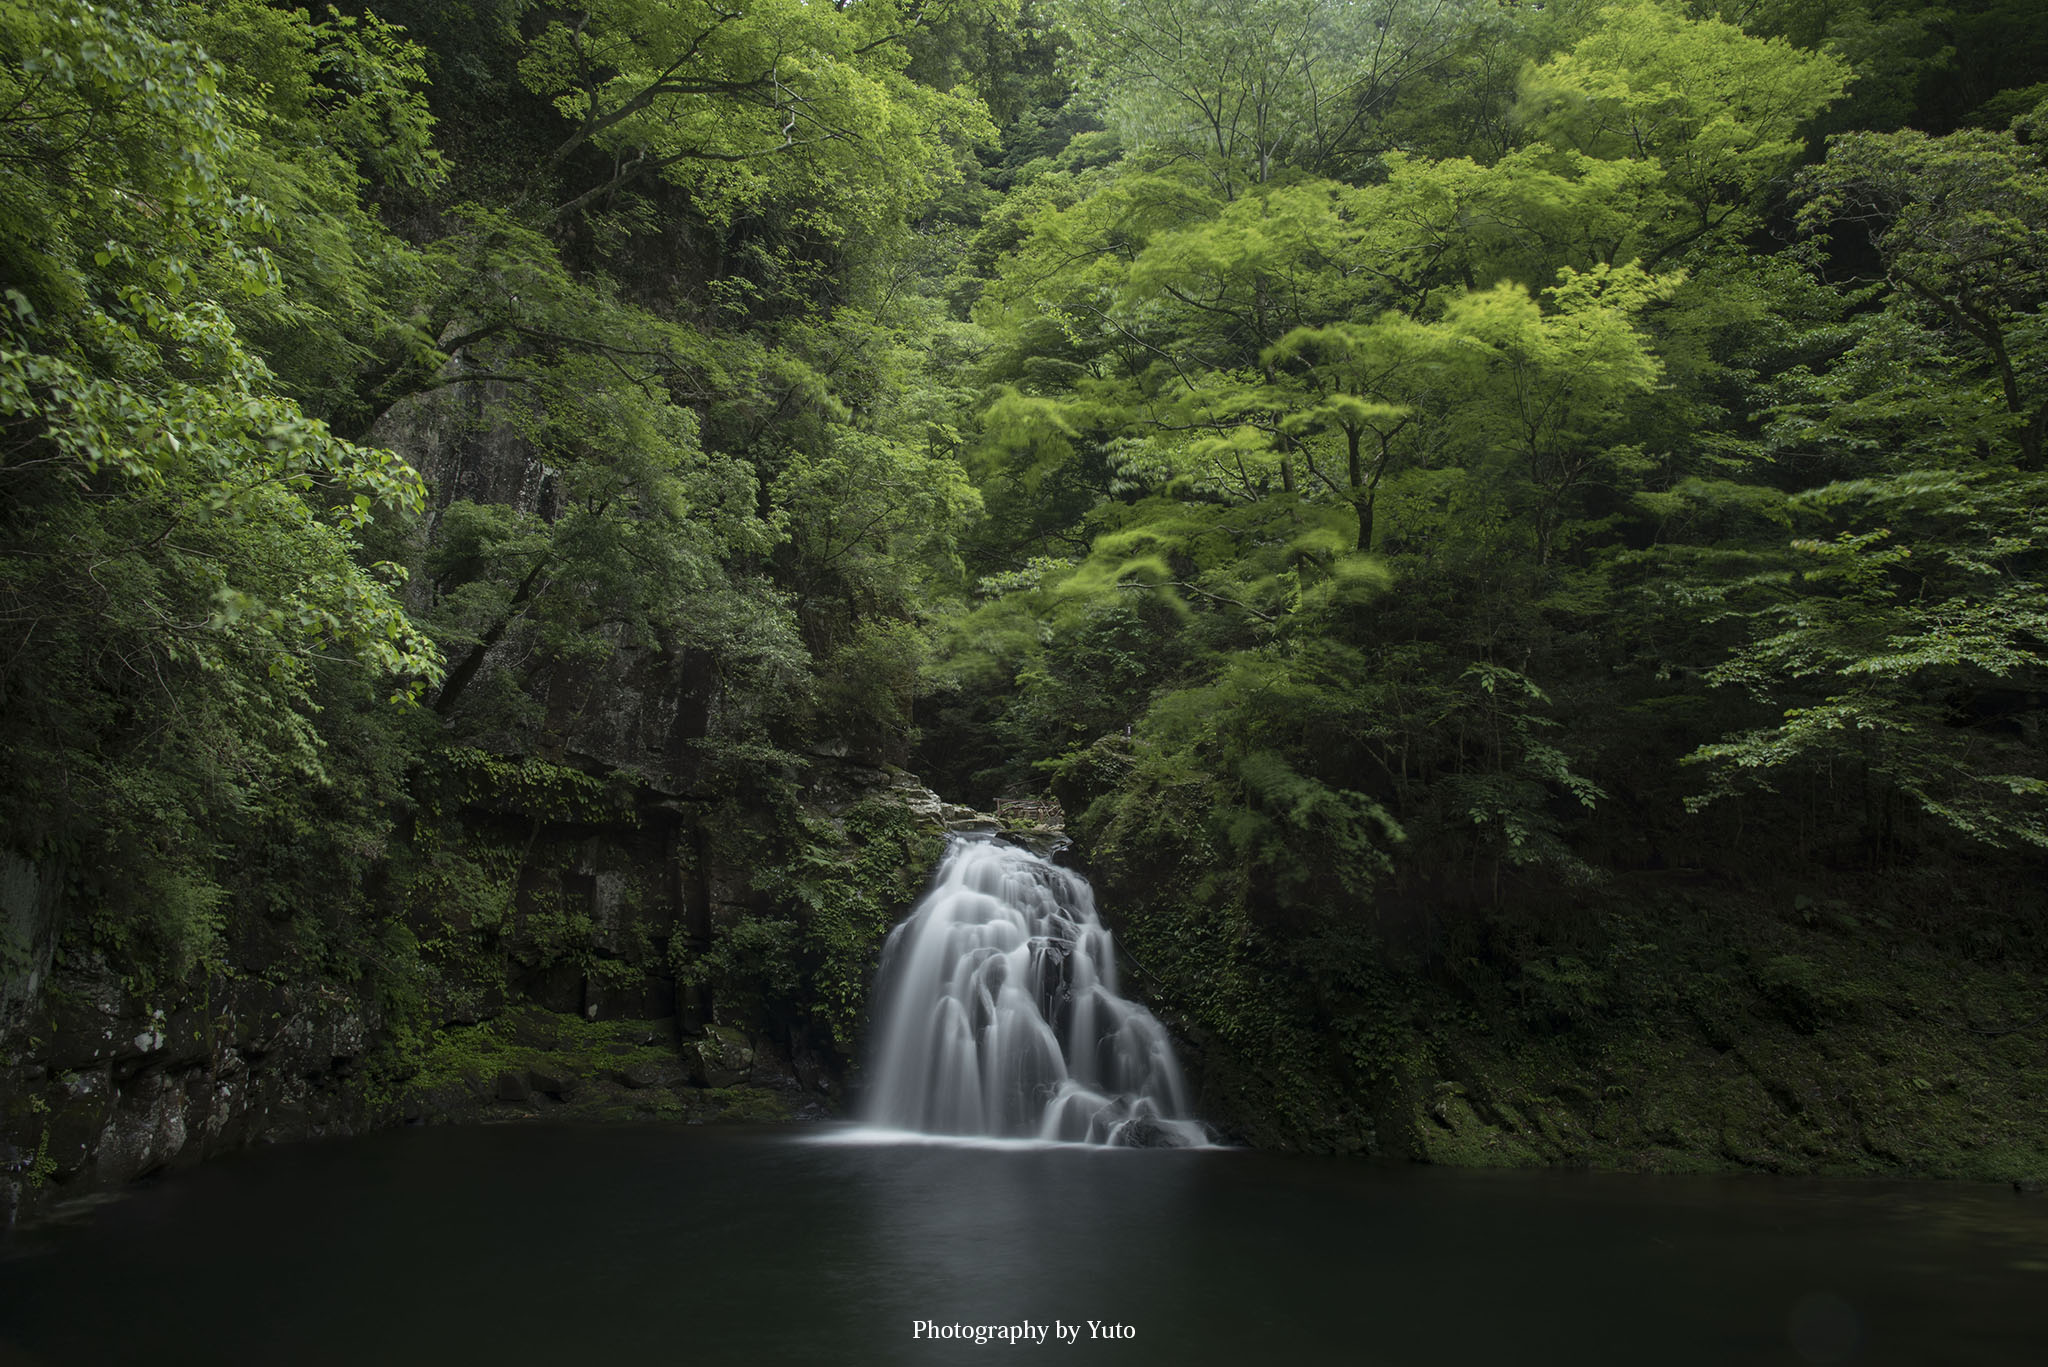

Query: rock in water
left=861, top=836, right=1209, bottom=1146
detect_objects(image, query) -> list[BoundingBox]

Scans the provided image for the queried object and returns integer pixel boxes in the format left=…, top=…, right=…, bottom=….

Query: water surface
left=3, top=1125, right=2044, bottom=1365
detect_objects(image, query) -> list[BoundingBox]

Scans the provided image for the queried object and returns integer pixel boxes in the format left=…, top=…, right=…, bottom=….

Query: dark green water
left=3, top=1124, right=2045, bottom=1365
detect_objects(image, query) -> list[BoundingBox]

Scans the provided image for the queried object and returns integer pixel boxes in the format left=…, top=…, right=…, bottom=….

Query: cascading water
left=860, top=835, right=1209, bottom=1147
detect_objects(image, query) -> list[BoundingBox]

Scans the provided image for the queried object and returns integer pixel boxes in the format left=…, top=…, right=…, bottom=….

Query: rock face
left=0, top=757, right=966, bottom=1227
left=0, top=854, right=60, bottom=1048
left=378, top=382, right=726, bottom=798
left=0, top=386, right=1017, bottom=1225
left=0, top=954, right=380, bottom=1226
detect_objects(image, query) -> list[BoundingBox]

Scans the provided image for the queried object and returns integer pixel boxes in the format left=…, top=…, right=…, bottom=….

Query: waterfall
left=860, top=836, right=1210, bottom=1146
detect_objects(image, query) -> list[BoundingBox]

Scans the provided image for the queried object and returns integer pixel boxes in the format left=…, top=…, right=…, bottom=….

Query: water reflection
left=1, top=1125, right=2044, bottom=1366
left=823, top=1136, right=1206, bottom=1363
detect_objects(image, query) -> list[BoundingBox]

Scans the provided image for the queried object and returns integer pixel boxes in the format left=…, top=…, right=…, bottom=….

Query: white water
left=860, top=836, right=1209, bottom=1147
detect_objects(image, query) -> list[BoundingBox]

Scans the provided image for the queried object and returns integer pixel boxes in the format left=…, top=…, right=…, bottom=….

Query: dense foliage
left=3, top=0, right=2043, bottom=1145
left=908, top=0, right=2047, bottom=1133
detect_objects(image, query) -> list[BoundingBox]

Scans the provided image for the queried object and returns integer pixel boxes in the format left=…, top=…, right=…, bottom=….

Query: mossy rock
left=704, top=1088, right=795, bottom=1123
left=1414, top=1084, right=1544, bottom=1167
left=690, top=1025, right=754, bottom=1088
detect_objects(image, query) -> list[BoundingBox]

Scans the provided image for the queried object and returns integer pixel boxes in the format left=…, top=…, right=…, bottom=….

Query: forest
left=3, top=0, right=2046, bottom=1210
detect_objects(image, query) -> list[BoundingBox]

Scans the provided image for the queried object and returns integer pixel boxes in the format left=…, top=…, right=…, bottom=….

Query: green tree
left=1055, top=0, right=1490, bottom=195
left=1680, top=107, right=2048, bottom=852
left=0, top=0, right=440, bottom=976
left=519, top=0, right=995, bottom=228
left=1518, top=0, right=1851, bottom=264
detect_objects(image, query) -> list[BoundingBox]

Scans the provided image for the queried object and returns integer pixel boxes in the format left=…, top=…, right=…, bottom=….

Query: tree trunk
left=1347, top=427, right=1373, bottom=549
left=432, top=557, right=549, bottom=717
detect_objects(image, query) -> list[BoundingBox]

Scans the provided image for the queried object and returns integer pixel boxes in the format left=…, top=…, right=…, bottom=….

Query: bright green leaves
left=1673, top=107, right=2048, bottom=851
left=173, top=0, right=444, bottom=430
left=1, top=1, right=241, bottom=323
left=1126, top=259, right=1674, bottom=556
left=943, top=2, right=1718, bottom=912
left=0, top=0, right=439, bottom=694
left=974, top=130, right=1683, bottom=554
left=1122, top=180, right=1379, bottom=347
left=1684, top=469, right=2048, bottom=851
left=1055, top=0, right=1487, bottom=195
left=1055, top=495, right=1383, bottom=634
left=519, top=0, right=993, bottom=233
left=1149, top=657, right=1406, bottom=901
left=1439, top=266, right=1673, bottom=560
left=775, top=431, right=980, bottom=600
left=0, top=1, right=444, bottom=980
left=298, top=7, right=446, bottom=193
left=1519, top=0, right=1851, bottom=257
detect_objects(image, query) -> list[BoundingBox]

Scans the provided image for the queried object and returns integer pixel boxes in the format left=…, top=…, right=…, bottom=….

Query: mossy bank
left=0, top=758, right=951, bottom=1227
left=1111, top=857, right=2048, bottom=1185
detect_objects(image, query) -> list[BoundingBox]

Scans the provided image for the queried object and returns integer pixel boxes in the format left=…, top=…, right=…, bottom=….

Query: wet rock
left=792, top=1044, right=837, bottom=1097
left=159, top=1008, right=210, bottom=1068
left=317, top=1011, right=367, bottom=1067
left=509, top=1014, right=561, bottom=1050
left=41, top=965, right=130, bottom=1072
left=582, top=972, right=676, bottom=1022
left=999, top=829, right=1068, bottom=859
left=689, top=1026, right=754, bottom=1088
left=1, top=853, right=61, bottom=1043
left=892, top=781, right=945, bottom=826
left=514, top=962, right=586, bottom=1017
left=527, top=1068, right=575, bottom=1100
left=261, top=1091, right=312, bottom=1142
left=494, top=1070, right=532, bottom=1103
left=42, top=1070, right=114, bottom=1180
left=405, top=1083, right=481, bottom=1126
left=92, top=1069, right=190, bottom=1183
left=615, top=1058, right=686, bottom=1090
left=944, top=812, right=1002, bottom=835
left=1115, top=1116, right=1180, bottom=1148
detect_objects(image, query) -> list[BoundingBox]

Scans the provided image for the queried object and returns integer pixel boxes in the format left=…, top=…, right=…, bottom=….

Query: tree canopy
left=3, top=0, right=2045, bottom=1150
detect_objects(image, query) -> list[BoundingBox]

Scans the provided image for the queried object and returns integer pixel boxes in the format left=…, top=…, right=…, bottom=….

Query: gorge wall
left=0, top=751, right=968, bottom=1226
left=0, top=376, right=964, bottom=1226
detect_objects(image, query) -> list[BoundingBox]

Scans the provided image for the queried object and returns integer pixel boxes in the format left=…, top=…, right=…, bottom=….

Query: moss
left=1412, top=1085, right=1546, bottom=1167
left=375, top=1006, right=680, bottom=1110
left=1395, top=924, right=2048, bottom=1180
left=362, top=1002, right=827, bottom=1133
left=1144, top=867, right=2048, bottom=1181
left=703, top=1088, right=795, bottom=1123
left=730, top=794, right=945, bottom=1048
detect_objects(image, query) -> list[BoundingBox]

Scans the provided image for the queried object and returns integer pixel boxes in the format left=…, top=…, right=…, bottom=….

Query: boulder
left=527, top=1068, right=575, bottom=1100
left=614, top=1058, right=686, bottom=1090
left=1115, top=1116, right=1181, bottom=1149
left=689, top=1026, right=754, bottom=1089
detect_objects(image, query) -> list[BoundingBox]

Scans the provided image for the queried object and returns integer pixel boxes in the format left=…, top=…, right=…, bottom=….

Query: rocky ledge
left=389, top=1007, right=831, bottom=1130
